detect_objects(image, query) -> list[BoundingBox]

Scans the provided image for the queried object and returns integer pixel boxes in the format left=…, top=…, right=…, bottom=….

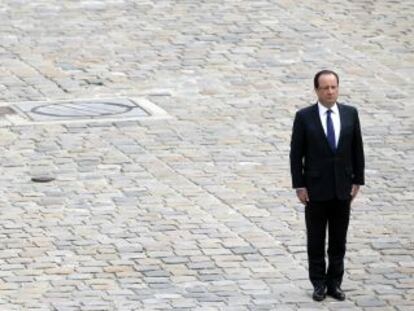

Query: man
left=290, top=70, right=365, bottom=301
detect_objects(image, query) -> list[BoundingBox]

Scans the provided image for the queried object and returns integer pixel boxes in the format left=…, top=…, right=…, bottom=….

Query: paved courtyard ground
left=0, top=0, right=413, bottom=310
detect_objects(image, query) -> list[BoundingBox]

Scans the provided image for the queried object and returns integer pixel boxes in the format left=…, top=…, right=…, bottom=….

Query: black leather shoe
left=327, top=287, right=346, bottom=301
left=312, top=286, right=326, bottom=301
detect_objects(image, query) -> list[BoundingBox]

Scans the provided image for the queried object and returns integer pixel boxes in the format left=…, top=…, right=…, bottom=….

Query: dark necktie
left=326, top=109, right=336, bottom=152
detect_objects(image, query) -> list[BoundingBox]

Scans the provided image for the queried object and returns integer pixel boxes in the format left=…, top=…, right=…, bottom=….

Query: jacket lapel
left=336, top=103, right=347, bottom=152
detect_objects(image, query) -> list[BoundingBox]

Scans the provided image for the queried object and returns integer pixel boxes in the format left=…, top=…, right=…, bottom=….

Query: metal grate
left=1, top=97, right=171, bottom=125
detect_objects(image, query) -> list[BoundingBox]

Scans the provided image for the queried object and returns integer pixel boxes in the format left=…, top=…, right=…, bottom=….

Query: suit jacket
left=290, top=103, right=365, bottom=201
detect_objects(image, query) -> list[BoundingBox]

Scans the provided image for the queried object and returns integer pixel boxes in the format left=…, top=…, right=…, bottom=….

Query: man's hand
left=296, top=188, right=309, bottom=205
left=350, top=184, right=360, bottom=201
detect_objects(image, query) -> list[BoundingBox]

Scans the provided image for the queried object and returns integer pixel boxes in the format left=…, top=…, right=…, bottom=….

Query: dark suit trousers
left=305, top=199, right=351, bottom=288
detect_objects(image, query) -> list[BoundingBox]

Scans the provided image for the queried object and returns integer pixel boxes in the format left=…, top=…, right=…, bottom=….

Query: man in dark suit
left=290, top=70, right=365, bottom=301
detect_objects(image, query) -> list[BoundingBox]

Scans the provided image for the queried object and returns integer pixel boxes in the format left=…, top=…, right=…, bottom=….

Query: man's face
left=315, top=74, right=339, bottom=107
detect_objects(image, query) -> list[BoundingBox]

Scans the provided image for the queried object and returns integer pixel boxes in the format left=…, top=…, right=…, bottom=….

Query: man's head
left=314, top=70, right=339, bottom=108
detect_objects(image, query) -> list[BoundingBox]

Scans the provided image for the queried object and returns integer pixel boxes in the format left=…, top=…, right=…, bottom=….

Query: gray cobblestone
left=0, top=0, right=412, bottom=310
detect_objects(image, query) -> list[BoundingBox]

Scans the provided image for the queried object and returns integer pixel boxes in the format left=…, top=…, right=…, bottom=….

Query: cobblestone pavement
left=0, top=0, right=413, bottom=310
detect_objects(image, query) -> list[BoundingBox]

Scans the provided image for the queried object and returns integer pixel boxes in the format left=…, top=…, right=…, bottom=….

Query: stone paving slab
left=0, top=0, right=413, bottom=310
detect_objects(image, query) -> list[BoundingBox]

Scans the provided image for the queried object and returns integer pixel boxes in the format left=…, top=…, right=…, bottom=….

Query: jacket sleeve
left=290, top=112, right=306, bottom=188
left=352, top=108, right=365, bottom=185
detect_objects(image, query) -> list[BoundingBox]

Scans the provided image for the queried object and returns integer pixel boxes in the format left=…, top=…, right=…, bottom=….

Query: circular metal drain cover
left=5, top=97, right=171, bottom=124
left=31, top=101, right=137, bottom=118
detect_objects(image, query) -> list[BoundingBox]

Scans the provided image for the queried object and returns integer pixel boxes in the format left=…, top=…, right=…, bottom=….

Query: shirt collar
left=318, top=102, right=339, bottom=114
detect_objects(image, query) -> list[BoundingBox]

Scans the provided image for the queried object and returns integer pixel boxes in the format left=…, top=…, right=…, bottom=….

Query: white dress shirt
left=318, top=102, right=341, bottom=148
